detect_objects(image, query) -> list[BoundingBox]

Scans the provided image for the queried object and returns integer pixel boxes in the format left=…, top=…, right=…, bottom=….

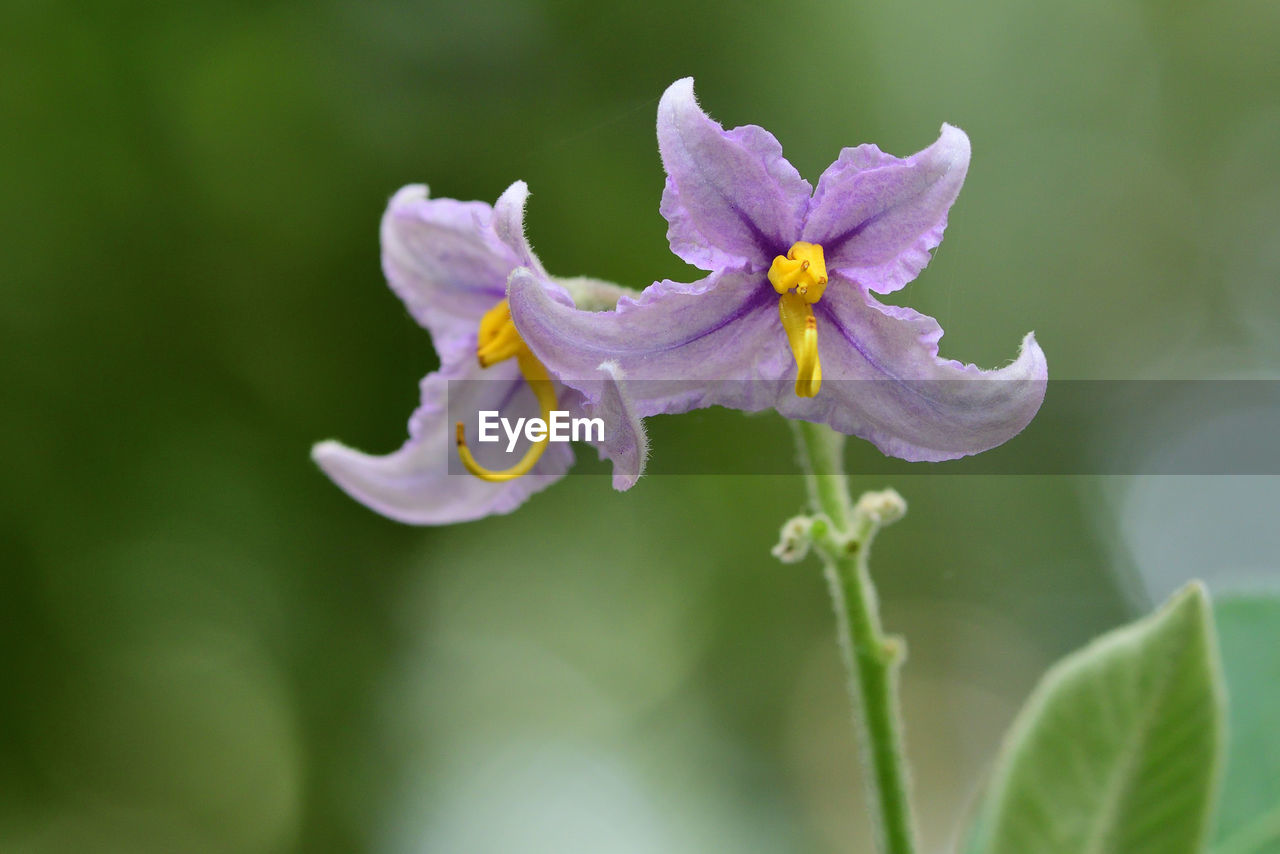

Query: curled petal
left=312, top=357, right=573, bottom=525
left=658, top=78, right=810, bottom=272
left=509, top=267, right=792, bottom=417
left=492, top=180, right=548, bottom=278
left=559, top=360, right=649, bottom=490
left=380, top=185, right=516, bottom=358
left=805, top=124, right=970, bottom=294
left=774, top=278, right=1047, bottom=461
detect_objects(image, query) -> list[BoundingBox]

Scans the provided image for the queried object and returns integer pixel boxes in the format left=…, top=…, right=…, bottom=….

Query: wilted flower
left=510, top=78, right=1047, bottom=461
left=313, top=182, right=644, bottom=525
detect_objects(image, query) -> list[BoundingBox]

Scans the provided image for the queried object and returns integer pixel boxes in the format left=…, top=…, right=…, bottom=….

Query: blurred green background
left=3, top=0, right=1278, bottom=851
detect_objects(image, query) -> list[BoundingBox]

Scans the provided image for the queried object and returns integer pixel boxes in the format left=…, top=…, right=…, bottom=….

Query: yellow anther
left=476, top=299, right=524, bottom=367
left=778, top=291, right=822, bottom=398
left=456, top=350, right=558, bottom=481
left=768, top=255, right=809, bottom=293
left=477, top=299, right=512, bottom=343
left=767, top=241, right=828, bottom=304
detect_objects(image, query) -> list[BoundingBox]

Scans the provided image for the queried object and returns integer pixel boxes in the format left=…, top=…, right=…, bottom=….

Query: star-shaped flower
left=510, top=78, right=1047, bottom=462
left=312, top=182, right=645, bottom=525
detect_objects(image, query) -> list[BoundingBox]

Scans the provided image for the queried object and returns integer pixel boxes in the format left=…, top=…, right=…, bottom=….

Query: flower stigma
left=768, top=242, right=827, bottom=397
left=456, top=299, right=558, bottom=481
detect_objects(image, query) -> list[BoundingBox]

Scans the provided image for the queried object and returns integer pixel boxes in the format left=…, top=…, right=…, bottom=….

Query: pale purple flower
left=312, top=182, right=645, bottom=525
left=510, top=78, right=1048, bottom=462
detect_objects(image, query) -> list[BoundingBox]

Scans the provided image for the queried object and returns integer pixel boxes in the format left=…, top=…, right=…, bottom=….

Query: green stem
left=792, top=421, right=918, bottom=854
left=793, top=420, right=855, bottom=531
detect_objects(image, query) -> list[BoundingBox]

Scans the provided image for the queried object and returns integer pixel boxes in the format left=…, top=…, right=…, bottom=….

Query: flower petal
left=559, top=360, right=649, bottom=491
left=774, top=277, right=1047, bottom=461
left=380, top=184, right=517, bottom=357
left=804, top=124, right=970, bottom=294
left=492, top=180, right=548, bottom=278
left=658, top=78, right=810, bottom=272
left=509, top=266, right=791, bottom=416
left=312, top=356, right=573, bottom=525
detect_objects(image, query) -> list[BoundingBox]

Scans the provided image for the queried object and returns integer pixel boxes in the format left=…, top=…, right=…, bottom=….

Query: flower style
left=509, top=78, right=1048, bottom=462
left=312, top=182, right=645, bottom=525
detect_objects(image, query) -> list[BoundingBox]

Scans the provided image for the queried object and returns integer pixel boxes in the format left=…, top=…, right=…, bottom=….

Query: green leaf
left=965, top=582, right=1225, bottom=854
left=1211, top=594, right=1280, bottom=854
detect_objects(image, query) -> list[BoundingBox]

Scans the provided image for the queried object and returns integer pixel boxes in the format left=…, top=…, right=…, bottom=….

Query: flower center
left=455, top=298, right=557, bottom=482
left=767, top=242, right=828, bottom=398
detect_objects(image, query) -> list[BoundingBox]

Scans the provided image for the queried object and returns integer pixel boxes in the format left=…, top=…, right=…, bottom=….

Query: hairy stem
left=792, top=421, right=917, bottom=854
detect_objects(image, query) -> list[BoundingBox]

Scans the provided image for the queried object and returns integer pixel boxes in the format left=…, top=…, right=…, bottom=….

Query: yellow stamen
left=778, top=291, right=822, bottom=398
left=457, top=299, right=558, bottom=481
left=475, top=300, right=523, bottom=367
left=767, top=241, right=828, bottom=304
left=769, top=242, right=827, bottom=397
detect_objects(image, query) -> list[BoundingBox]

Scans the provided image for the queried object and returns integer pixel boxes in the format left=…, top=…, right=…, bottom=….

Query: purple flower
left=312, top=182, right=645, bottom=525
left=510, top=78, right=1047, bottom=462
